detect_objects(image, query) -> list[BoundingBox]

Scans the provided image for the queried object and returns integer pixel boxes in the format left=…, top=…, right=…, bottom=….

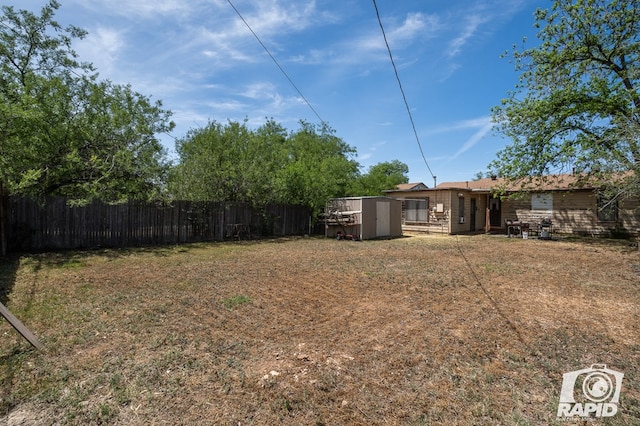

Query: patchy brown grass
left=0, top=234, right=639, bottom=425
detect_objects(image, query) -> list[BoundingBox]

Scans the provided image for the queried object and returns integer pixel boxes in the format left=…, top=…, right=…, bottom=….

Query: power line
left=372, top=0, right=436, bottom=186
left=226, top=0, right=325, bottom=125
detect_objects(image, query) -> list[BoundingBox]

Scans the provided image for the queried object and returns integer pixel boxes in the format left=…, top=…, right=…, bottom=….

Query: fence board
left=6, top=197, right=311, bottom=252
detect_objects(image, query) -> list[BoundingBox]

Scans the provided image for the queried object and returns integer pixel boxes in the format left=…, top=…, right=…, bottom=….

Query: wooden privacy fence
left=6, top=197, right=312, bottom=252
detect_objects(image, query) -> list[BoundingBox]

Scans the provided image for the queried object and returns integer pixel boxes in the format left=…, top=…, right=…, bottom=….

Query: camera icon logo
left=557, top=364, right=624, bottom=418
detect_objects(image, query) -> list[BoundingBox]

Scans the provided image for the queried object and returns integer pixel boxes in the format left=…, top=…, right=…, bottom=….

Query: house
left=323, top=196, right=403, bottom=240
left=384, top=174, right=639, bottom=237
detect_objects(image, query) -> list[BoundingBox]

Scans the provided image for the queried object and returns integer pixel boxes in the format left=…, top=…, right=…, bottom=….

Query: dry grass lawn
left=0, top=234, right=639, bottom=425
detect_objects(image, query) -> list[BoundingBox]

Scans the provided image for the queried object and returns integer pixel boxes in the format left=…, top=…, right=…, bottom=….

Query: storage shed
left=323, top=196, right=402, bottom=240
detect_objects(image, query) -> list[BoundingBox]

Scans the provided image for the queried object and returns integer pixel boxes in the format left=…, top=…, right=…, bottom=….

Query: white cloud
left=241, top=82, right=277, bottom=100
left=70, top=0, right=202, bottom=20
left=359, top=153, right=373, bottom=160
left=419, top=116, right=493, bottom=160
left=195, top=1, right=324, bottom=68
left=353, top=12, right=438, bottom=55
left=290, top=11, right=439, bottom=68
left=75, top=26, right=125, bottom=75
left=451, top=120, right=493, bottom=158
left=206, top=99, right=249, bottom=113
left=447, top=13, right=490, bottom=58
left=247, top=0, right=319, bottom=35
left=388, top=12, right=439, bottom=47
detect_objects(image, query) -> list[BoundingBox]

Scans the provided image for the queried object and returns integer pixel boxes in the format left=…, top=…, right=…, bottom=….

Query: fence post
left=0, top=302, right=43, bottom=350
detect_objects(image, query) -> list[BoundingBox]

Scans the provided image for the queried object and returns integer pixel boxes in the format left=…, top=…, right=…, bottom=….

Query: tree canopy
left=0, top=1, right=413, bottom=236
left=490, top=0, right=640, bottom=201
left=0, top=1, right=174, bottom=203
left=348, top=160, right=409, bottom=196
left=168, top=119, right=360, bottom=215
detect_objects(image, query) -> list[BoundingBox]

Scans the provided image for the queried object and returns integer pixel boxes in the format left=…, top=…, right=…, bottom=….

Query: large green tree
left=348, top=160, right=409, bottom=196
left=274, top=121, right=359, bottom=214
left=169, top=119, right=359, bottom=215
left=490, top=0, right=640, bottom=201
left=0, top=0, right=173, bottom=203
left=169, top=119, right=286, bottom=203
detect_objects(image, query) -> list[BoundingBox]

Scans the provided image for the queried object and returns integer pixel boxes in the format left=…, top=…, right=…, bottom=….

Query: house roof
left=384, top=173, right=615, bottom=194
left=394, top=182, right=429, bottom=191
left=436, top=174, right=596, bottom=192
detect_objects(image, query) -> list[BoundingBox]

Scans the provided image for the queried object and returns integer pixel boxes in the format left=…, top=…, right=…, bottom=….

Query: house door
left=489, top=198, right=501, bottom=227
left=470, top=198, right=477, bottom=231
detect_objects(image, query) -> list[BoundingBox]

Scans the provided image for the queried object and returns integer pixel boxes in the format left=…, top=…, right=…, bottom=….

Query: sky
left=9, top=0, right=543, bottom=186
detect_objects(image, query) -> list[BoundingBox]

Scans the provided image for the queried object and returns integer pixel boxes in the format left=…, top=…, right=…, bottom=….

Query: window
left=531, top=193, right=553, bottom=211
left=405, top=199, right=428, bottom=222
left=458, top=196, right=465, bottom=223
left=597, top=196, right=618, bottom=222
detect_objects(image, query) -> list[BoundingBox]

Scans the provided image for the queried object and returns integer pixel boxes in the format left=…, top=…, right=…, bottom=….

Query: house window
left=458, top=196, right=465, bottom=223
left=531, top=193, right=553, bottom=211
left=597, top=196, right=618, bottom=222
left=405, top=199, right=428, bottom=222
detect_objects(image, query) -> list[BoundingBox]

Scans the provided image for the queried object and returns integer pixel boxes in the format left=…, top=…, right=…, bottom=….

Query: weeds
left=221, top=294, right=251, bottom=310
left=0, top=236, right=638, bottom=424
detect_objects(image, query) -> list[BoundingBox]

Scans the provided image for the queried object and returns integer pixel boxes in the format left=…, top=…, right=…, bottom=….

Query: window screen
left=597, top=196, right=618, bottom=222
left=406, top=199, right=428, bottom=222
left=531, top=193, right=553, bottom=211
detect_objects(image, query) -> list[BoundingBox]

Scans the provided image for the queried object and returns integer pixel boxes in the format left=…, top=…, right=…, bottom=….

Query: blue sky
left=12, top=0, right=542, bottom=185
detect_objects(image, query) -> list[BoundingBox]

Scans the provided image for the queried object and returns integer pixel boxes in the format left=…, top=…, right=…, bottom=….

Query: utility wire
left=455, top=236, right=526, bottom=346
left=372, top=0, right=436, bottom=186
left=226, top=0, right=325, bottom=125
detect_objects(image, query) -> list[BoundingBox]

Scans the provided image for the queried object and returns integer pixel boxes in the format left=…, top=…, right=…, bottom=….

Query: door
left=489, top=197, right=501, bottom=227
left=376, top=201, right=390, bottom=237
left=470, top=198, right=477, bottom=231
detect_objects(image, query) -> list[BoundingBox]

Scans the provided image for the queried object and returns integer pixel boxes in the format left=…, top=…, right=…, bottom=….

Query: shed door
left=376, top=201, right=390, bottom=237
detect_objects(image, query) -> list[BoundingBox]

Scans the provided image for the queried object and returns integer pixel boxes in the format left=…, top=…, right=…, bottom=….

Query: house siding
left=503, top=190, right=639, bottom=236
left=387, top=180, right=640, bottom=237
left=394, top=190, right=451, bottom=234
left=621, top=197, right=640, bottom=236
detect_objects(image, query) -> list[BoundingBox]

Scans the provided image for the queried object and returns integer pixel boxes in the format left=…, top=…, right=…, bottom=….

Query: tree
left=0, top=1, right=173, bottom=255
left=273, top=121, right=359, bottom=215
left=169, top=119, right=359, bottom=215
left=349, top=160, right=409, bottom=196
left=0, top=1, right=173, bottom=203
left=169, top=119, right=286, bottom=203
left=490, top=0, right=640, bottom=201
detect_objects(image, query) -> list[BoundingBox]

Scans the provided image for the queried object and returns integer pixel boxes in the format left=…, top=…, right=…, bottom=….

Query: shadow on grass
left=0, top=255, right=40, bottom=416
left=0, top=255, right=20, bottom=306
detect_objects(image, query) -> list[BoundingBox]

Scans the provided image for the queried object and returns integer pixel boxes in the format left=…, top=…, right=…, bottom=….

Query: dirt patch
left=0, top=235, right=638, bottom=424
